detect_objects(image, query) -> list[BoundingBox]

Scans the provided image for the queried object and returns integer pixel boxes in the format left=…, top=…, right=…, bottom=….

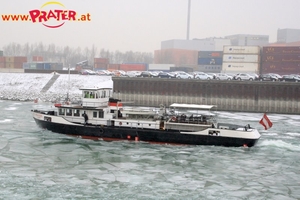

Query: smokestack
left=187, top=0, right=191, bottom=40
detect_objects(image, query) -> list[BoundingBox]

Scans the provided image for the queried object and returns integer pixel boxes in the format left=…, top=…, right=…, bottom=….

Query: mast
left=187, top=0, right=191, bottom=40
left=67, top=64, right=70, bottom=101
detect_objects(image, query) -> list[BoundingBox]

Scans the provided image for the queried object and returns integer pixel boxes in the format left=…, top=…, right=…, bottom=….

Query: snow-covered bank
left=0, top=73, right=113, bottom=102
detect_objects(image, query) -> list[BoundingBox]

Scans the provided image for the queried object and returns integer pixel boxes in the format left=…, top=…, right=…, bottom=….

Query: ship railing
left=165, top=122, right=212, bottom=132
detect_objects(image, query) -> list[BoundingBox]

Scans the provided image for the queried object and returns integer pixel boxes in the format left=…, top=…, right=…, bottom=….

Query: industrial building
left=225, top=34, right=269, bottom=46
left=277, top=28, right=300, bottom=43
left=161, top=38, right=231, bottom=51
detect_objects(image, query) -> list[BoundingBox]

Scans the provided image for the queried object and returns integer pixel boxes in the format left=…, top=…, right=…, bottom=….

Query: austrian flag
left=259, top=113, right=273, bottom=130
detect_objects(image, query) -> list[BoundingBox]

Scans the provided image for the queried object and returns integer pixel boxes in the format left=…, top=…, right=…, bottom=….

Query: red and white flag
left=259, top=113, right=273, bottom=130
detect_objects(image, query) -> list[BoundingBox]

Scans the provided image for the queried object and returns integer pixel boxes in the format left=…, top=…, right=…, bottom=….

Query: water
left=0, top=100, right=300, bottom=199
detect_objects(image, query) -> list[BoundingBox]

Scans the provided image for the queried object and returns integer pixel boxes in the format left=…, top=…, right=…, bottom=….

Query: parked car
left=235, top=73, right=256, bottom=81
left=96, top=70, right=112, bottom=76
left=80, top=69, right=96, bottom=75
left=259, top=74, right=279, bottom=81
left=138, top=71, right=158, bottom=78
left=111, top=70, right=126, bottom=77
left=194, top=72, right=213, bottom=80
left=215, top=73, right=233, bottom=80
left=249, top=73, right=259, bottom=80
left=280, top=75, right=300, bottom=82
left=157, top=72, right=176, bottom=78
left=126, top=71, right=142, bottom=77
left=176, top=72, right=193, bottom=79
left=207, top=73, right=217, bottom=79
left=268, top=73, right=282, bottom=79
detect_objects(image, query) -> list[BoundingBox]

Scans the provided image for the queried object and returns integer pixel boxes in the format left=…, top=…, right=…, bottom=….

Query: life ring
left=119, top=122, right=122, bottom=125
left=171, top=116, right=176, bottom=122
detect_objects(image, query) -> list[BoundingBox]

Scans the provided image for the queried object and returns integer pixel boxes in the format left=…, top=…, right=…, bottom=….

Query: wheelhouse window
left=59, top=108, right=65, bottom=115
left=74, top=109, right=80, bottom=117
left=99, top=110, right=104, bottom=118
left=66, top=109, right=72, bottom=116
left=93, top=111, right=97, bottom=118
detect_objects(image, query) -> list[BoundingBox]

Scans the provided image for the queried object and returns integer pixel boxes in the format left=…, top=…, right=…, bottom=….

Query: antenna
left=187, top=0, right=191, bottom=40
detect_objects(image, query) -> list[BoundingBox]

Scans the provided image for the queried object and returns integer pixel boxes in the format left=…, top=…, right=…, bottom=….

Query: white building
left=161, top=38, right=231, bottom=51
left=225, top=34, right=269, bottom=46
left=277, top=28, right=300, bottom=43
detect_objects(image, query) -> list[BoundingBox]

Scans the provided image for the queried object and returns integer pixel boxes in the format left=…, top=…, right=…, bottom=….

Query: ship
left=31, top=86, right=261, bottom=147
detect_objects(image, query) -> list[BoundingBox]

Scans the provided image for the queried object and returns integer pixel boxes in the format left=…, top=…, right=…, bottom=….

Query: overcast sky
left=1, top=0, right=300, bottom=53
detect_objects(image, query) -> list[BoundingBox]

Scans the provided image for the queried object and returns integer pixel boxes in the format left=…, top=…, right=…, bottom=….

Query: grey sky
left=1, top=0, right=299, bottom=53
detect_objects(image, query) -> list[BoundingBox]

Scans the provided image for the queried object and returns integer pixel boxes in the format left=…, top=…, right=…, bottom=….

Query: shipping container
left=198, top=51, right=223, bottom=58
left=0, top=62, right=5, bottom=68
left=119, top=64, right=146, bottom=71
left=94, top=58, right=109, bottom=64
left=148, top=64, right=175, bottom=71
left=23, top=63, right=30, bottom=69
left=94, top=63, right=108, bottom=69
left=0, top=57, right=5, bottom=62
left=50, top=63, right=63, bottom=70
left=30, top=63, right=37, bottom=69
left=13, top=62, right=23, bottom=69
left=261, top=54, right=300, bottom=62
left=32, top=56, right=43, bottom=62
left=222, top=62, right=260, bottom=73
left=262, top=46, right=300, bottom=54
left=76, top=65, right=82, bottom=72
left=44, top=63, right=51, bottom=70
left=223, top=46, right=261, bottom=54
left=197, top=65, right=222, bottom=73
left=154, top=49, right=198, bottom=66
left=14, top=56, right=27, bottom=63
left=36, top=63, right=44, bottom=69
left=5, top=56, right=14, bottom=63
left=0, top=50, right=3, bottom=57
left=198, top=57, right=222, bottom=65
left=223, top=54, right=260, bottom=63
left=5, top=63, right=17, bottom=68
left=107, top=64, right=120, bottom=70
left=261, top=62, right=300, bottom=75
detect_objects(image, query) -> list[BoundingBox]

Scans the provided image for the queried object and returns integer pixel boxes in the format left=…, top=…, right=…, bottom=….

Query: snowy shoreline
left=0, top=73, right=113, bottom=102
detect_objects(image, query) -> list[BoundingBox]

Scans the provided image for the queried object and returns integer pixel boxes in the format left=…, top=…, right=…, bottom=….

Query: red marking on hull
left=109, top=102, right=123, bottom=107
left=66, top=134, right=188, bottom=146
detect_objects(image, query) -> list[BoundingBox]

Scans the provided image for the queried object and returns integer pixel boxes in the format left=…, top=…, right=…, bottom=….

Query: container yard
left=0, top=45, right=299, bottom=76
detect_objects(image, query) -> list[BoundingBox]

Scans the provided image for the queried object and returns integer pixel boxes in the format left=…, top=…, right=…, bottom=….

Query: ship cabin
left=51, top=87, right=124, bottom=125
left=80, top=87, right=113, bottom=108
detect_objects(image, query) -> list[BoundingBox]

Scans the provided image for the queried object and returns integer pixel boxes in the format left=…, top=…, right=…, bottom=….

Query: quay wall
left=112, top=77, right=300, bottom=114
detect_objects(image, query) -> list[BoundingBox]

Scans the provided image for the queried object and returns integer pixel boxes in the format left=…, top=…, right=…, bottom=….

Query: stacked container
left=32, top=56, right=43, bottom=62
left=222, top=46, right=261, bottom=74
left=261, top=46, right=300, bottom=75
left=0, top=56, right=5, bottom=68
left=154, top=49, right=198, bottom=66
left=23, top=62, right=63, bottom=70
left=94, top=58, right=109, bottom=69
left=197, top=51, right=223, bottom=73
left=0, top=56, right=27, bottom=69
left=119, top=64, right=147, bottom=71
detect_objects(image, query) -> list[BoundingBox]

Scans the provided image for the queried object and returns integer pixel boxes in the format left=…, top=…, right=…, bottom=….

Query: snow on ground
left=0, top=73, right=112, bottom=102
